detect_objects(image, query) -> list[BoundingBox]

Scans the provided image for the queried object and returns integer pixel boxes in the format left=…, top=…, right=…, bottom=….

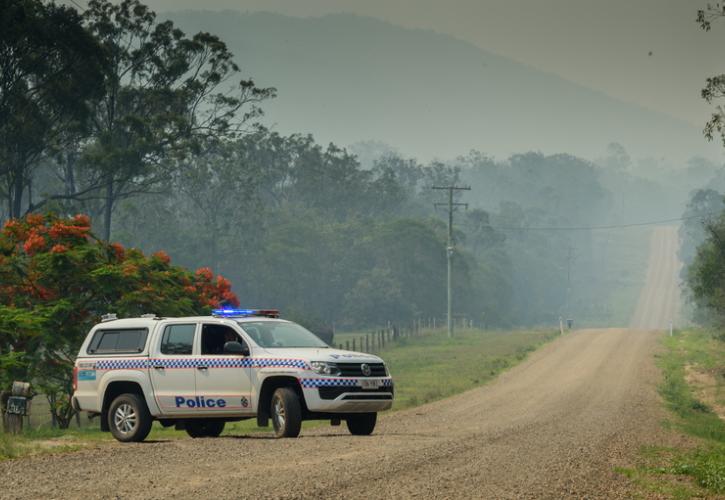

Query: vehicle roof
left=93, top=316, right=288, bottom=329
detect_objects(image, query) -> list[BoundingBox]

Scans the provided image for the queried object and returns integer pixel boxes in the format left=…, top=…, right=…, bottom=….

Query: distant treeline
left=1, top=0, right=714, bottom=331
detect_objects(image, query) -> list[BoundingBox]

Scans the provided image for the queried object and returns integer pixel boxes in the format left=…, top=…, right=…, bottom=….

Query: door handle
left=153, top=365, right=164, bottom=370
left=196, top=366, right=208, bottom=370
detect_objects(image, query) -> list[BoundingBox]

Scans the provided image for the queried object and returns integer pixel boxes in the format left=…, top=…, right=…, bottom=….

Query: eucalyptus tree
left=79, top=0, right=275, bottom=240
left=0, top=0, right=105, bottom=219
left=698, top=4, right=725, bottom=147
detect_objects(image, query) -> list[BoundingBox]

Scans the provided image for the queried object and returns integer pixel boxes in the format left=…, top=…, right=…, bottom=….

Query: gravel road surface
left=0, top=227, right=680, bottom=499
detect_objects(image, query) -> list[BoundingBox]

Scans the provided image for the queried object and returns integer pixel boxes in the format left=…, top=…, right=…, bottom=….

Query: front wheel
left=108, top=393, right=152, bottom=442
left=346, top=413, right=377, bottom=435
left=271, top=387, right=302, bottom=438
left=185, top=420, right=225, bottom=438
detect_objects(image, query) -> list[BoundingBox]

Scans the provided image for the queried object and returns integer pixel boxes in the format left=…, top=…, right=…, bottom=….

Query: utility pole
left=432, top=185, right=471, bottom=338
left=565, top=245, right=575, bottom=321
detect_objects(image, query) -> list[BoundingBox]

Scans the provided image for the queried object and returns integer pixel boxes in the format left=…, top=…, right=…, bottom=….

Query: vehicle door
left=149, top=322, right=199, bottom=414
left=194, top=323, right=254, bottom=414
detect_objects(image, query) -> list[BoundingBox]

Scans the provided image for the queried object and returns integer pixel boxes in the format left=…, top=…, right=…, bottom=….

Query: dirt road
left=630, top=226, right=681, bottom=330
left=0, top=227, right=680, bottom=499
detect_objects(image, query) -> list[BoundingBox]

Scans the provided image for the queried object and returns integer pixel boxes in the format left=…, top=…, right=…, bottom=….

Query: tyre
left=346, top=413, right=377, bottom=436
left=270, top=387, right=302, bottom=438
left=108, top=393, right=152, bottom=442
left=185, top=420, right=225, bottom=438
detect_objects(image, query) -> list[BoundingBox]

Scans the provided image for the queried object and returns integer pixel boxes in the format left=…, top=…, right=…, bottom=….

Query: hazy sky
left=138, top=0, right=725, bottom=130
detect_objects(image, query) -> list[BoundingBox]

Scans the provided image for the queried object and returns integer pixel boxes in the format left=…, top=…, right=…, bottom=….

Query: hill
left=165, top=11, right=718, bottom=162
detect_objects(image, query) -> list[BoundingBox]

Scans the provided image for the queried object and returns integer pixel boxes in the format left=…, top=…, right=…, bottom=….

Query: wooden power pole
left=432, top=185, right=470, bottom=338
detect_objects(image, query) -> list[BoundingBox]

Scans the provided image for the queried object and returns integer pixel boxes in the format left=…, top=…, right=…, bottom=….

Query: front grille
left=337, top=363, right=386, bottom=377
left=318, top=385, right=393, bottom=400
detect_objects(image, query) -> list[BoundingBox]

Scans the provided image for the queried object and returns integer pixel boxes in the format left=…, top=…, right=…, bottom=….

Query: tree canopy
left=0, top=213, right=238, bottom=427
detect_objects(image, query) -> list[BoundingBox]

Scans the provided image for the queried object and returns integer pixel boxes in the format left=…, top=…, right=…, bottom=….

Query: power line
left=489, top=212, right=720, bottom=232
left=68, top=0, right=87, bottom=12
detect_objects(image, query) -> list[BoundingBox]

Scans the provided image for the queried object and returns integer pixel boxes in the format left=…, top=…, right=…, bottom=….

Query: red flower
left=73, top=214, right=91, bottom=226
left=49, top=220, right=90, bottom=240
left=153, top=250, right=171, bottom=265
left=25, top=213, right=44, bottom=226
left=35, top=286, right=56, bottom=300
left=216, top=275, right=231, bottom=289
left=3, top=220, right=27, bottom=240
left=195, top=267, right=213, bottom=281
left=23, top=231, right=46, bottom=255
left=122, top=263, right=139, bottom=276
left=222, top=290, right=240, bottom=307
left=110, top=242, right=125, bottom=261
left=51, top=244, right=68, bottom=254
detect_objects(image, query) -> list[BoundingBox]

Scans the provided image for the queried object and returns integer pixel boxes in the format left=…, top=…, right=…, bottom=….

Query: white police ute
left=71, top=309, right=393, bottom=442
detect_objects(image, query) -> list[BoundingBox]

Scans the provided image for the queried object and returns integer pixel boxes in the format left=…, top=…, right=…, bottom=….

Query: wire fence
left=333, top=317, right=477, bottom=353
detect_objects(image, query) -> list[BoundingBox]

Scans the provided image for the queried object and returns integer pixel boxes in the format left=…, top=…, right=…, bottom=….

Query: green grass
left=1, top=327, right=556, bottom=460
left=619, top=329, right=725, bottom=497
left=378, top=327, right=557, bottom=409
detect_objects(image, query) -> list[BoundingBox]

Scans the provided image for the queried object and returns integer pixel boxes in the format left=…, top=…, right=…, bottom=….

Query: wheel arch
left=101, top=379, right=152, bottom=432
left=256, top=376, right=306, bottom=427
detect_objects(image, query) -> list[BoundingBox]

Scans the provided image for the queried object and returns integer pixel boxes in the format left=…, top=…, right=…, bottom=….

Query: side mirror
left=223, top=341, right=249, bottom=356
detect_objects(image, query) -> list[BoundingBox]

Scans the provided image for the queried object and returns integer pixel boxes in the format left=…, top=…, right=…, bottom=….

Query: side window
left=87, top=329, right=148, bottom=354
left=161, top=324, right=196, bottom=355
left=201, top=324, right=245, bottom=355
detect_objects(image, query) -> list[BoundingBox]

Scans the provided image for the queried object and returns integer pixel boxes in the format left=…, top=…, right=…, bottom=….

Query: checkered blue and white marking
left=300, top=378, right=392, bottom=388
left=94, top=357, right=311, bottom=371
left=95, top=359, right=149, bottom=370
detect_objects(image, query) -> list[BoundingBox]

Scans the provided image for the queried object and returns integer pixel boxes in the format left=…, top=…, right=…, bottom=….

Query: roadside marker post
left=669, top=320, right=673, bottom=337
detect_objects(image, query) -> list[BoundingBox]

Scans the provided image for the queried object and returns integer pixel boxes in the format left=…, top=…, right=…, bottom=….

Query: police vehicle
left=71, top=309, right=394, bottom=442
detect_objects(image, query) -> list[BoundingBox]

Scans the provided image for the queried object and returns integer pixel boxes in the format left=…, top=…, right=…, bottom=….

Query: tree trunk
left=103, top=177, right=114, bottom=241
left=11, top=170, right=24, bottom=219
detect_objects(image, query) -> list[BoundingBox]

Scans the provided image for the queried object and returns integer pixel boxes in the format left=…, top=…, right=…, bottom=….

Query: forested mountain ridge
left=164, top=10, right=715, bottom=163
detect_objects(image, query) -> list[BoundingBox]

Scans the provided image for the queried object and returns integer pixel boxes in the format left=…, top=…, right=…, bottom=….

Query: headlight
left=310, top=361, right=340, bottom=376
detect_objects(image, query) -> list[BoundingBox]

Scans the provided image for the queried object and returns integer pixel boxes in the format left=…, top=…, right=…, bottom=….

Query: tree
left=76, top=0, right=275, bottom=240
left=679, top=189, right=725, bottom=271
left=0, top=213, right=239, bottom=427
left=686, top=212, right=725, bottom=333
left=698, top=4, right=725, bottom=146
left=0, top=0, right=106, bottom=219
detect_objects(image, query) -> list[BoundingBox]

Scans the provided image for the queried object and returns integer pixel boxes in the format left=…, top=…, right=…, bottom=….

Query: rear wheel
left=271, top=387, right=302, bottom=438
left=185, top=420, right=225, bottom=438
left=346, top=413, right=377, bottom=436
left=108, top=393, right=152, bottom=443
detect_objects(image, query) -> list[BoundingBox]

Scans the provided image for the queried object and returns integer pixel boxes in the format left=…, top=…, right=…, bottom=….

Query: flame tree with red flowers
left=0, top=214, right=239, bottom=427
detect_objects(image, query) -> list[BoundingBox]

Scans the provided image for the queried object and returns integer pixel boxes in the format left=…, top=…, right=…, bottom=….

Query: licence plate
left=359, top=379, right=382, bottom=390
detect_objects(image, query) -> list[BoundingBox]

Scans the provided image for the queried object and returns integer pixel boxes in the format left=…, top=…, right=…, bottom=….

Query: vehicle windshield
left=238, top=320, right=328, bottom=348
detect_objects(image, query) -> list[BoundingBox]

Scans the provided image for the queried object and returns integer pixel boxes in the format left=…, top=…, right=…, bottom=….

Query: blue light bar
left=212, top=308, right=280, bottom=318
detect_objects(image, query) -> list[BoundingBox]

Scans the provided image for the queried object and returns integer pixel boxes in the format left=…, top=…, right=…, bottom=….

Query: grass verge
left=619, top=328, right=725, bottom=498
left=0, top=327, right=556, bottom=461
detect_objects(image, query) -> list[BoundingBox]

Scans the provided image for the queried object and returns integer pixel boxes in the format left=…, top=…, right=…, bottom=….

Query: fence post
left=366, top=334, right=370, bottom=352
left=345, top=340, right=350, bottom=351
left=352, top=338, right=356, bottom=351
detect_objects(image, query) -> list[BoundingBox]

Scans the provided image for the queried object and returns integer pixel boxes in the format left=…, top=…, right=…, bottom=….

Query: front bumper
left=300, top=377, right=394, bottom=413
